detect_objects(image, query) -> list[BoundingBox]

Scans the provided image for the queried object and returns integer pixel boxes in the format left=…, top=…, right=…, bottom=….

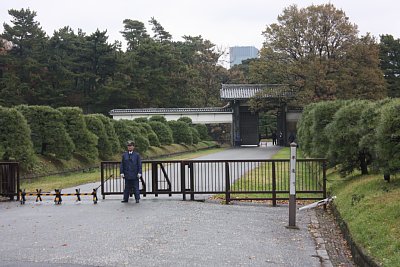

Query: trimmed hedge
left=168, top=120, right=193, bottom=145
left=16, top=105, right=74, bottom=160
left=149, top=121, right=173, bottom=145
left=0, top=107, right=36, bottom=170
left=58, top=107, right=98, bottom=162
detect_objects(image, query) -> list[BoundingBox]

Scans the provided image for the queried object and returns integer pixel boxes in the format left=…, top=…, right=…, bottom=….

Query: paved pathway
left=0, top=144, right=328, bottom=267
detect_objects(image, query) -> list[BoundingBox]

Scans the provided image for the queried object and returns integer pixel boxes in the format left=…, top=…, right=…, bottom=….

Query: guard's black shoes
left=135, top=199, right=140, bottom=203
left=121, top=200, right=128, bottom=203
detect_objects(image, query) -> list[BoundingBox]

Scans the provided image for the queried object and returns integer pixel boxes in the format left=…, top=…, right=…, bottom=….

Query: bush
left=325, top=100, right=371, bottom=175
left=84, top=115, right=112, bottom=160
left=310, top=100, right=348, bottom=158
left=376, top=98, right=400, bottom=174
left=168, top=120, right=193, bottom=145
left=296, top=103, right=317, bottom=156
left=358, top=99, right=392, bottom=172
left=193, top=124, right=209, bottom=140
left=148, top=132, right=161, bottom=147
left=133, top=117, right=148, bottom=123
left=16, top=105, right=74, bottom=160
left=149, top=115, right=167, bottom=124
left=0, top=107, right=36, bottom=170
left=190, top=127, right=200, bottom=144
left=58, top=107, right=98, bottom=161
left=149, top=121, right=173, bottom=145
left=112, top=120, right=135, bottom=149
left=178, top=116, right=192, bottom=124
left=93, top=114, right=121, bottom=154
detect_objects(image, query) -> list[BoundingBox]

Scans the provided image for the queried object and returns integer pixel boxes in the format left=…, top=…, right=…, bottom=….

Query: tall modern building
left=229, top=46, right=259, bottom=68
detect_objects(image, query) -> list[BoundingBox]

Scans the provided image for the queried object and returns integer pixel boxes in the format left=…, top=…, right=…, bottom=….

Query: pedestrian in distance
left=120, top=140, right=142, bottom=203
left=271, top=132, right=277, bottom=145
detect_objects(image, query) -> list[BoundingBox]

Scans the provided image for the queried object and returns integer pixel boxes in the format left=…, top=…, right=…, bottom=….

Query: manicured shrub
left=190, top=127, right=200, bottom=144
left=376, top=98, right=400, bottom=174
left=149, top=121, right=173, bottom=145
left=0, top=107, right=36, bottom=170
left=16, top=105, right=74, bottom=160
left=149, top=115, right=167, bottom=124
left=310, top=100, right=347, bottom=158
left=168, top=120, right=193, bottom=145
left=325, top=100, right=371, bottom=175
left=178, top=116, right=192, bottom=124
left=296, top=103, right=317, bottom=157
left=84, top=115, right=112, bottom=160
left=58, top=107, right=98, bottom=161
left=133, top=117, right=148, bottom=123
left=112, top=120, right=135, bottom=149
left=193, top=124, right=209, bottom=140
left=93, top=114, right=120, bottom=154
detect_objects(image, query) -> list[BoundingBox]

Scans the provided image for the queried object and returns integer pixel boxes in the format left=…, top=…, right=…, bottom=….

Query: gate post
left=288, top=142, right=298, bottom=228
left=181, top=161, right=186, bottom=201
left=225, top=162, right=231, bottom=204
left=189, top=162, right=195, bottom=201
left=272, top=161, right=276, bottom=207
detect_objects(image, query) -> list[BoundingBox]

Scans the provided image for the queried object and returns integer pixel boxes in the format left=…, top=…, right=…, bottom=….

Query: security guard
left=120, top=140, right=142, bottom=203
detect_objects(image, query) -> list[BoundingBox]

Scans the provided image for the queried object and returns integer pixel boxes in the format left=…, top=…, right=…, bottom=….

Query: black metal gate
left=0, top=162, right=19, bottom=200
left=239, top=107, right=259, bottom=145
left=101, top=159, right=326, bottom=204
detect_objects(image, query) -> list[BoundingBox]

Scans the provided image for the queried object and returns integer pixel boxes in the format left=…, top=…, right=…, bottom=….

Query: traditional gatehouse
left=109, top=84, right=298, bottom=146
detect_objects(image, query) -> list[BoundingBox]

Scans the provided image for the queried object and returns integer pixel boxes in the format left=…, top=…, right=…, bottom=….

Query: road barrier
left=18, top=188, right=98, bottom=204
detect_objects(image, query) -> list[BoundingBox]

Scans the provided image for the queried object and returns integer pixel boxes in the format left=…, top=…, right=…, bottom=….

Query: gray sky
left=1, top=0, right=399, bottom=52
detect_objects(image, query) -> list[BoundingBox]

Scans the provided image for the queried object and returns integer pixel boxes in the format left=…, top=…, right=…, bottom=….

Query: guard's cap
left=126, top=140, right=135, bottom=146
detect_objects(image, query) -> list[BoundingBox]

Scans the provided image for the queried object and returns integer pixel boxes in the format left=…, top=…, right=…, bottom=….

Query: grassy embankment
left=246, top=147, right=399, bottom=266
left=218, top=146, right=399, bottom=266
left=327, top=170, right=400, bottom=267
left=20, top=141, right=226, bottom=192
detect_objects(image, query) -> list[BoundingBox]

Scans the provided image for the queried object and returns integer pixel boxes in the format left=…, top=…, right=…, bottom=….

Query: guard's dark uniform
left=120, top=151, right=142, bottom=202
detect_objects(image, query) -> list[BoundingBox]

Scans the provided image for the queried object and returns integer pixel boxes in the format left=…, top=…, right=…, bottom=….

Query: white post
left=288, top=142, right=297, bottom=228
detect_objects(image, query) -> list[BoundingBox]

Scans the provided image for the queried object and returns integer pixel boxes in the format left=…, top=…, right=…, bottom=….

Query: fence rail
left=0, top=162, right=19, bottom=200
left=101, top=159, right=326, bottom=204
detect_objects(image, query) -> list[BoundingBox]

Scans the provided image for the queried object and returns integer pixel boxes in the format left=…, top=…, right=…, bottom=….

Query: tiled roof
left=110, top=107, right=232, bottom=115
left=220, top=84, right=294, bottom=100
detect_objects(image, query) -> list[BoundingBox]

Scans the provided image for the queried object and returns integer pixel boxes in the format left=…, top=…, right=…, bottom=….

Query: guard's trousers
left=123, top=179, right=140, bottom=201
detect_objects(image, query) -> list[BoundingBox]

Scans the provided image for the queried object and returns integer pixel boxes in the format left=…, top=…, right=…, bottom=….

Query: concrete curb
left=309, top=211, right=334, bottom=267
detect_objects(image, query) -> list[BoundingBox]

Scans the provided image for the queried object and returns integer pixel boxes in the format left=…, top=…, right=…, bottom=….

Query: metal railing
left=0, top=162, right=19, bottom=200
left=101, top=159, right=326, bottom=204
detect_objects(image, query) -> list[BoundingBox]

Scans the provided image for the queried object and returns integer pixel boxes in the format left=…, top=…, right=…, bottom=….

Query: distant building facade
left=229, top=46, right=259, bottom=68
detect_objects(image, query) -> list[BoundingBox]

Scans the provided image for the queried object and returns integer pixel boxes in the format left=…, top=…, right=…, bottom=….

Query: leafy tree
left=325, top=100, right=371, bottom=175
left=379, top=35, right=400, bottom=98
left=375, top=98, right=400, bottom=175
left=1, top=8, right=51, bottom=106
left=0, top=107, right=36, bottom=170
left=120, top=19, right=150, bottom=51
left=58, top=107, right=98, bottom=161
left=358, top=99, right=392, bottom=172
left=16, top=105, right=74, bottom=159
left=253, top=4, right=386, bottom=105
left=84, top=114, right=112, bottom=160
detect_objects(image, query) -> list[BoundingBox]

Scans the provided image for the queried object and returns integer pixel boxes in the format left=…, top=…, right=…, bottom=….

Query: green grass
left=215, top=147, right=322, bottom=200
left=328, top=171, right=400, bottom=267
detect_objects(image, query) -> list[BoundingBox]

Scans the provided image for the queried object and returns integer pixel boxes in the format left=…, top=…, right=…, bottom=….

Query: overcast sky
left=1, top=0, right=399, bottom=52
